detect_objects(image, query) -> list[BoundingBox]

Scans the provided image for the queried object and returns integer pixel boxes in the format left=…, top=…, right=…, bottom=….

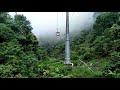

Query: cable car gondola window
left=56, top=31, right=60, bottom=36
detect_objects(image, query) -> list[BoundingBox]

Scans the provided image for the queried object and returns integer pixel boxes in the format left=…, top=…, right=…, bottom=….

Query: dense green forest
left=0, top=12, right=120, bottom=78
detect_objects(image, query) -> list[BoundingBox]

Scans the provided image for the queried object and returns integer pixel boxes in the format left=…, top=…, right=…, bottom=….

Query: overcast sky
left=9, top=12, right=94, bottom=40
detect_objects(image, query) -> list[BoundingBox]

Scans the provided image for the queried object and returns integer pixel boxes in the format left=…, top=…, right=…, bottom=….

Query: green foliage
left=0, top=12, right=48, bottom=78
left=0, top=23, right=16, bottom=42
left=92, top=12, right=120, bottom=41
left=0, top=12, right=9, bottom=23
left=102, top=52, right=120, bottom=78
left=14, top=14, right=32, bottom=32
left=0, top=65, right=17, bottom=78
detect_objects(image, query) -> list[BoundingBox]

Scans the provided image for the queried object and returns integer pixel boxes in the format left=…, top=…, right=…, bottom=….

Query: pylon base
left=64, top=62, right=74, bottom=66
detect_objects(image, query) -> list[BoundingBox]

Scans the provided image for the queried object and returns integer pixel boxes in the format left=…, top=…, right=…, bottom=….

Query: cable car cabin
left=56, top=31, right=60, bottom=36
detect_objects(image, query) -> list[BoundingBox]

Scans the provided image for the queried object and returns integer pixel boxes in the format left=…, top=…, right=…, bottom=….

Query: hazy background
left=9, top=12, right=97, bottom=45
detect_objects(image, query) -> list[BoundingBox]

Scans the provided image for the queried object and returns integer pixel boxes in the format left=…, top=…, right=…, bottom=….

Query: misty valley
left=0, top=12, right=120, bottom=78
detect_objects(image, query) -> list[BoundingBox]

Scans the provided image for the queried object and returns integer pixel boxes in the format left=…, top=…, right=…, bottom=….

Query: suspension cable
left=57, top=12, right=58, bottom=32
left=69, top=12, right=75, bottom=24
